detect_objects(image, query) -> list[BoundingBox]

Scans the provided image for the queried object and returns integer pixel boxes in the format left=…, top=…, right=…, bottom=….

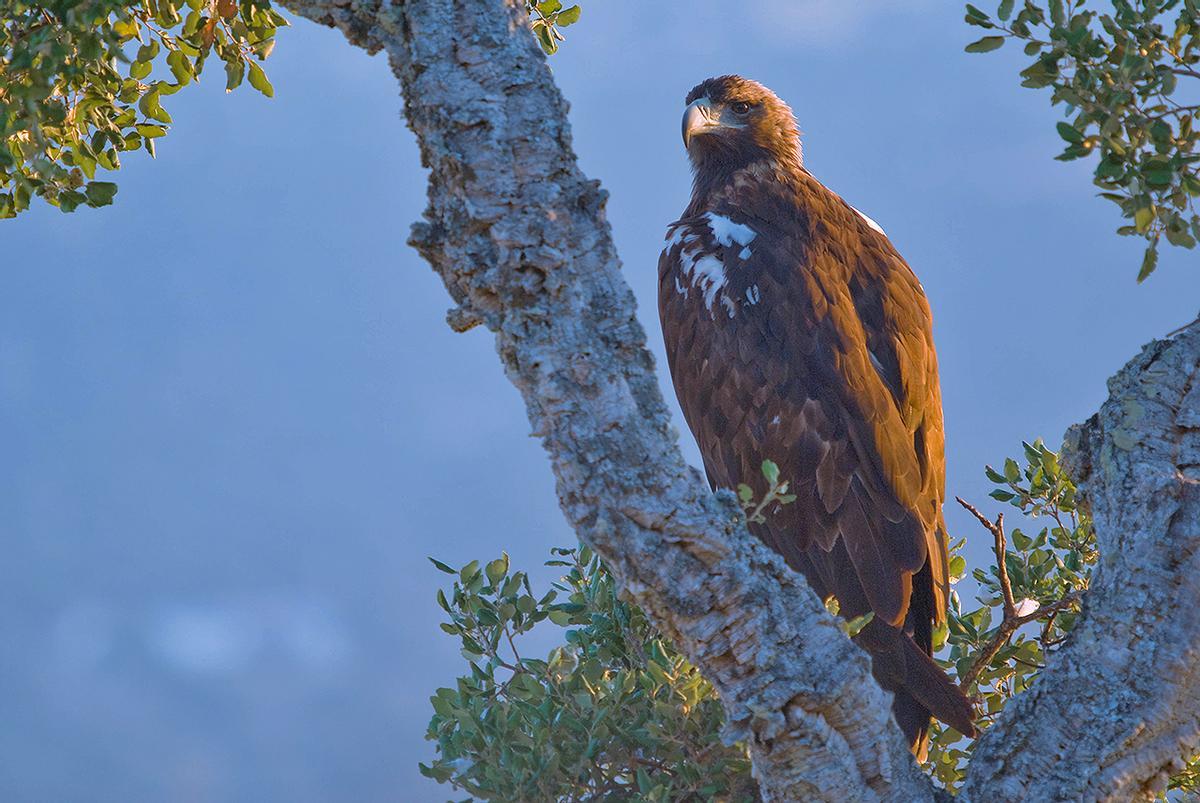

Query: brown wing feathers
left=660, top=75, right=975, bottom=753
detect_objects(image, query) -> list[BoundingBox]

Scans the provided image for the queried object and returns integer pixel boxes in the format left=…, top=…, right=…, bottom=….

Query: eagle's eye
left=730, top=101, right=751, bottom=116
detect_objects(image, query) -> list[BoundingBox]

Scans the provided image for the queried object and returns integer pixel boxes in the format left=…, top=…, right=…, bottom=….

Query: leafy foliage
left=924, top=439, right=1096, bottom=790
left=0, top=0, right=582, bottom=217
left=1, top=0, right=284, bottom=217
left=425, top=443, right=1200, bottom=797
left=419, top=545, right=755, bottom=801
left=965, top=0, right=1200, bottom=279
left=735, top=458, right=796, bottom=524
left=1169, top=755, right=1200, bottom=794
left=525, top=0, right=581, bottom=55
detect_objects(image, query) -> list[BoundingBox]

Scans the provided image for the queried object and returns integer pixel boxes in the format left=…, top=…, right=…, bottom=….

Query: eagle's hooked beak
left=682, top=97, right=720, bottom=149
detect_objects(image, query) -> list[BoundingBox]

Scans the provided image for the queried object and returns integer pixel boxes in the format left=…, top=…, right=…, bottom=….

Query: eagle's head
left=681, top=75, right=802, bottom=181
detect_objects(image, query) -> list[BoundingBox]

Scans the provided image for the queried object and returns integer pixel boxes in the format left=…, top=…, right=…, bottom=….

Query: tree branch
left=961, top=322, right=1200, bottom=802
left=956, top=498, right=1016, bottom=617
left=275, top=0, right=931, bottom=799
left=273, top=1, right=1200, bottom=799
left=953, top=497, right=1083, bottom=693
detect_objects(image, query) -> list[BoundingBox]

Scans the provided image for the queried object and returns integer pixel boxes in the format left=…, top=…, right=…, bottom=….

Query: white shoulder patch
left=687, top=253, right=727, bottom=311
left=665, top=215, right=759, bottom=319
left=703, top=211, right=758, bottom=249
left=850, top=205, right=886, bottom=236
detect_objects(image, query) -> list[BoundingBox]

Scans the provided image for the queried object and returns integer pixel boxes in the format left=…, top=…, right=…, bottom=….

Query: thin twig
left=1166, top=313, right=1200, bottom=339
left=957, top=496, right=1015, bottom=618
left=954, top=496, right=1083, bottom=691
left=958, top=589, right=1081, bottom=690
left=1145, top=103, right=1200, bottom=121
left=1039, top=607, right=1062, bottom=653
left=502, top=621, right=524, bottom=666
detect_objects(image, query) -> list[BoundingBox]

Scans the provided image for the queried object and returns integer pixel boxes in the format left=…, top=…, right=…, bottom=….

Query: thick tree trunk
left=960, top=323, right=1200, bottom=802
left=278, top=0, right=1200, bottom=798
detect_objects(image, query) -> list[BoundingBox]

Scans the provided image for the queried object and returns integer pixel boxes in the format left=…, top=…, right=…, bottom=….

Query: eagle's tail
left=893, top=687, right=934, bottom=762
left=897, top=631, right=977, bottom=739
left=854, top=618, right=977, bottom=756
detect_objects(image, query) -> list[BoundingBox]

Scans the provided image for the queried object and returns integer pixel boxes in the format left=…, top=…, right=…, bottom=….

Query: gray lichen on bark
left=277, top=0, right=1200, bottom=799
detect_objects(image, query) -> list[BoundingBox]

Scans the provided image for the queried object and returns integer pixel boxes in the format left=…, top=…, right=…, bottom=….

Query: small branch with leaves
left=736, top=460, right=796, bottom=525
left=964, top=0, right=1200, bottom=280
left=421, top=546, right=755, bottom=800
left=1, top=0, right=285, bottom=217
left=426, top=437, right=1196, bottom=798
left=925, top=439, right=1098, bottom=791
left=525, top=0, right=581, bottom=55
left=954, top=496, right=1082, bottom=692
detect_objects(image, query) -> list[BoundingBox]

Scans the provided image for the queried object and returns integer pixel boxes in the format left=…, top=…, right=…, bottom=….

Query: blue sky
left=4, top=2, right=1199, bottom=800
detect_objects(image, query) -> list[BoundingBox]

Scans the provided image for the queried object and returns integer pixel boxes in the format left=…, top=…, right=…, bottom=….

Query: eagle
left=658, top=75, right=976, bottom=755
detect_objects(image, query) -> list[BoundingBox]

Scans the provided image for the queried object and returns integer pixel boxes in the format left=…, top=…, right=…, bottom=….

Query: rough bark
left=960, top=320, right=1200, bottom=802
left=276, top=0, right=929, bottom=798
left=274, top=0, right=1200, bottom=799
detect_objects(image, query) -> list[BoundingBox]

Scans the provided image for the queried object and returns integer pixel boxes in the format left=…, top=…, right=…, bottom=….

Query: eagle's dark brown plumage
left=659, top=75, right=976, bottom=754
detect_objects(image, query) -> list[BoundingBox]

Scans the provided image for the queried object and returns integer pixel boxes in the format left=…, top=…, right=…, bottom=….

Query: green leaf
left=429, top=557, right=456, bottom=574
left=965, top=4, right=992, bottom=22
left=459, top=559, right=480, bottom=584
left=556, top=5, right=581, bottom=25
left=1056, top=122, right=1084, bottom=144
left=138, top=89, right=173, bottom=124
left=761, top=460, right=780, bottom=486
left=1137, top=244, right=1159, bottom=282
left=1144, top=169, right=1174, bottom=187
left=84, top=181, right=118, bottom=206
left=843, top=611, right=874, bottom=637
left=58, top=190, right=87, bottom=213
left=1165, top=226, right=1196, bottom=249
left=486, top=554, right=510, bottom=587
left=965, top=36, right=1006, bottom=53
left=247, top=61, right=274, bottom=97
left=167, top=50, right=192, bottom=86
left=138, top=89, right=159, bottom=117
left=1134, top=206, right=1155, bottom=233
left=137, top=41, right=161, bottom=62
left=225, top=59, right=246, bottom=92
left=534, top=22, right=558, bottom=54
left=1004, top=457, right=1021, bottom=483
